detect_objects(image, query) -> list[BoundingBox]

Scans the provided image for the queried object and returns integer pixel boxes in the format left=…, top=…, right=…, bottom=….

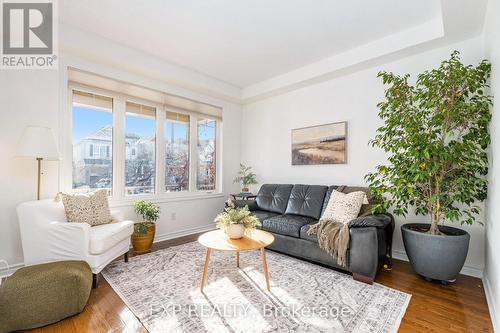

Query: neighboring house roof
left=136, top=135, right=155, bottom=145
left=77, top=125, right=146, bottom=145
left=86, top=125, right=113, bottom=141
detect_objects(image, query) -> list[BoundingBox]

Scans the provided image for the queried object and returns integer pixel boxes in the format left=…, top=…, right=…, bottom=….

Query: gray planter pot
left=401, top=223, right=470, bottom=282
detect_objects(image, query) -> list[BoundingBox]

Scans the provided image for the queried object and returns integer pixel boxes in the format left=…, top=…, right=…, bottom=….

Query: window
left=89, top=144, right=110, bottom=158
left=165, top=111, right=189, bottom=192
left=69, top=78, right=221, bottom=199
left=197, top=119, right=216, bottom=191
left=125, top=102, right=156, bottom=195
left=72, top=91, right=113, bottom=192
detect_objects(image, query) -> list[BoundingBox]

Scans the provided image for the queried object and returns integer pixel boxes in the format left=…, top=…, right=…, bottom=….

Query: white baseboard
left=392, top=249, right=484, bottom=278
left=0, top=224, right=216, bottom=279
left=483, top=273, right=499, bottom=332
left=153, top=223, right=216, bottom=243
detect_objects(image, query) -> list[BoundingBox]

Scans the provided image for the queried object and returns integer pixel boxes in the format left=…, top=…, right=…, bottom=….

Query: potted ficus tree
left=365, top=51, right=492, bottom=283
left=132, top=200, right=160, bottom=254
left=233, top=163, right=258, bottom=193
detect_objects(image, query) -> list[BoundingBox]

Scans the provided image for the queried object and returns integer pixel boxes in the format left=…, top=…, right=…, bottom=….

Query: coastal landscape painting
left=292, top=122, right=347, bottom=165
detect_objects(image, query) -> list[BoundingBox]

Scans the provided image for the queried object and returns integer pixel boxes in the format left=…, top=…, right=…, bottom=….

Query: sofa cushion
left=256, top=184, right=293, bottom=214
left=262, top=215, right=316, bottom=238
left=89, top=220, right=134, bottom=255
left=285, top=184, right=328, bottom=219
left=300, top=223, right=318, bottom=243
left=252, top=210, right=279, bottom=222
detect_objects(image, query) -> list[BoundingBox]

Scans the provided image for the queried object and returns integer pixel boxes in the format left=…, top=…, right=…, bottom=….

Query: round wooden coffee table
left=198, top=229, right=274, bottom=291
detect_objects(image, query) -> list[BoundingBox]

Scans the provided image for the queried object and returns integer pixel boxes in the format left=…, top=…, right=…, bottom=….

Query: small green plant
left=365, top=51, right=492, bottom=235
left=233, top=163, right=258, bottom=189
left=215, top=199, right=261, bottom=231
left=133, top=200, right=160, bottom=234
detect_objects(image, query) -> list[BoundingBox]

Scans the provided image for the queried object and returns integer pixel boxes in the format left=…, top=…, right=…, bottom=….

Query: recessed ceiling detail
left=59, top=0, right=488, bottom=102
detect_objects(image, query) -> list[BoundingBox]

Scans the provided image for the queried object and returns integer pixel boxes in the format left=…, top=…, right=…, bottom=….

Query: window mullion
left=156, top=108, right=165, bottom=195
left=113, top=98, right=126, bottom=200
left=216, top=120, right=222, bottom=193
left=189, top=116, right=198, bottom=192
left=64, top=89, right=74, bottom=192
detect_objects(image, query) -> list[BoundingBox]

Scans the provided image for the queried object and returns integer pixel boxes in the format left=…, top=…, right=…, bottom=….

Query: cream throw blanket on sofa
left=308, top=189, right=367, bottom=266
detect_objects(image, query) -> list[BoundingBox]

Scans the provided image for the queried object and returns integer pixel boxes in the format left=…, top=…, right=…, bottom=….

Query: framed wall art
left=291, top=121, right=347, bottom=165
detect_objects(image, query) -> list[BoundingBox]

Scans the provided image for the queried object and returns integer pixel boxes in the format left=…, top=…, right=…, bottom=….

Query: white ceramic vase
left=226, top=224, right=245, bottom=239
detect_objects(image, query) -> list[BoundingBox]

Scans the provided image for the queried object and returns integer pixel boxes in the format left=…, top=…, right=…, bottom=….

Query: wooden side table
left=230, top=193, right=257, bottom=200
left=197, top=229, right=274, bottom=291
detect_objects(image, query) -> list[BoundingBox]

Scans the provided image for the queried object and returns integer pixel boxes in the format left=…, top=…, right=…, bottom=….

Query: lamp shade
left=16, top=126, right=60, bottom=160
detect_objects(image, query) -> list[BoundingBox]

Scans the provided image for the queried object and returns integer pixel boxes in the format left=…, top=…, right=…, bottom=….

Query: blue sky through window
left=126, top=113, right=155, bottom=138
left=165, top=122, right=188, bottom=142
left=73, top=105, right=216, bottom=143
left=73, top=106, right=113, bottom=144
left=198, top=120, right=216, bottom=141
left=73, top=106, right=156, bottom=143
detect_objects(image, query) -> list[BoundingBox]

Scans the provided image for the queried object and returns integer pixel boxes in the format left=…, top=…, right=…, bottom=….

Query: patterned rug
left=102, top=242, right=410, bottom=333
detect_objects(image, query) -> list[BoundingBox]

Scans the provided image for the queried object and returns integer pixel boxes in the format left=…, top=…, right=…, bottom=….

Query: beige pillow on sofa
left=60, top=189, right=113, bottom=226
left=320, top=190, right=366, bottom=224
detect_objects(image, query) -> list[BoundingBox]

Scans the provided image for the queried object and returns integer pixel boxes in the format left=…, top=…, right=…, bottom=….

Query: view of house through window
left=72, top=91, right=113, bottom=192
left=165, top=111, right=190, bottom=192
left=197, top=119, right=216, bottom=191
left=125, top=102, right=156, bottom=195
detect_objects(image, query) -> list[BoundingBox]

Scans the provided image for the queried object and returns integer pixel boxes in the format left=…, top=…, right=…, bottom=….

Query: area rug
left=102, top=242, right=410, bottom=333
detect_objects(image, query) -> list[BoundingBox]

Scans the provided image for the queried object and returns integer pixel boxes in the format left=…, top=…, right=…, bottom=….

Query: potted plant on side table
left=215, top=200, right=261, bottom=239
left=365, top=51, right=492, bottom=283
left=132, top=200, right=160, bottom=254
left=233, top=163, right=258, bottom=193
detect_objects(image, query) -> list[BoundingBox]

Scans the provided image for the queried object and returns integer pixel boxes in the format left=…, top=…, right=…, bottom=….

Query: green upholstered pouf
left=0, top=260, right=92, bottom=333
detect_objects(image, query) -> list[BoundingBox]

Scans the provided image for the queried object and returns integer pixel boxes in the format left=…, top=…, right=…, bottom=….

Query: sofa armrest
left=46, top=222, right=90, bottom=260
left=349, top=227, right=378, bottom=283
left=348, top=214, right=392, bottom=229
left=231, top=200, right=258, bottom=211
left=349, top=213, right=395, bottom=275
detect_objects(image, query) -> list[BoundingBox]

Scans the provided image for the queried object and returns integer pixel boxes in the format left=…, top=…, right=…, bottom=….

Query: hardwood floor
left=25, top=234, right=493, bottom=333
left=377, top=260, right=493, bottom=332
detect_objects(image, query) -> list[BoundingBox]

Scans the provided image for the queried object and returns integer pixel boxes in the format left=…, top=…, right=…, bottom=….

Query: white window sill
left=108, top=192, right=225, bottom=208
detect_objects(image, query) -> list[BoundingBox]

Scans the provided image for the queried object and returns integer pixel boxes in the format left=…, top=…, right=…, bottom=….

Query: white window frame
left=65, top=83, right=223, bottom=204
left=194, top=116, right=220, bottom=193
left=123, top=96, right=159, bottom=197
left=164, top=106, right=191, bottom=194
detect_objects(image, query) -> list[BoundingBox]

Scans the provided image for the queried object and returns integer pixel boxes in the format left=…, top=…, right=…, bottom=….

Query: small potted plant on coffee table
left=215, top=200, right=261, bottom=239
left=132, top=200, right=160, bottom=254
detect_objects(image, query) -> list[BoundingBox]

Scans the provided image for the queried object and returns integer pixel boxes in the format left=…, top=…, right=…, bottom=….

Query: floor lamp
left=16, top=126, right=61, bottom=200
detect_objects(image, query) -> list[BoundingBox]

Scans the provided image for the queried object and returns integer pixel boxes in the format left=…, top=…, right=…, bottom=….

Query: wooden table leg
left=260, top=248, right=270, bottom=291
left=201, top=248, right=212, bottom=292
left=236, top=250, right=240, bottom=268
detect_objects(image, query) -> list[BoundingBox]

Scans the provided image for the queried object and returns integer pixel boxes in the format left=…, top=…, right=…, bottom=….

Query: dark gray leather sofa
left=234, top=184, right=394, bottom=284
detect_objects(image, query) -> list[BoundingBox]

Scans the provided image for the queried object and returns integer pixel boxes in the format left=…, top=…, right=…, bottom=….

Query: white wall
left=484, top=0, right=500, bottom=330
left=241, top=36, right=487, bottom=277
left=0, top=71, right=60, bottom=271
left=0, top=26, right=242, bottom=273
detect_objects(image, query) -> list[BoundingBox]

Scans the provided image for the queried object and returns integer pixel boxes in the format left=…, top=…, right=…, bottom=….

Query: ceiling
left=59, top=0, right=442, bottom=88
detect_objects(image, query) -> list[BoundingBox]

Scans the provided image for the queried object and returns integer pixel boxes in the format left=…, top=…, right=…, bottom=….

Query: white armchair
left=17, top=199, right=134, bottom=287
